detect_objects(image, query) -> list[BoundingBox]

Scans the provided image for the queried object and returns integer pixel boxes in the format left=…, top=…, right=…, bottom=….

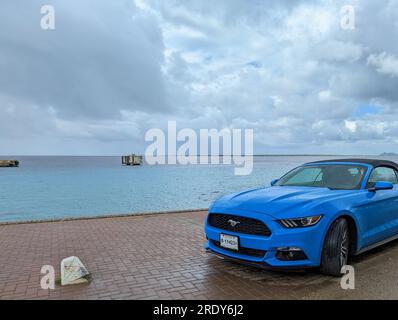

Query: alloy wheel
left=340, top=228, right=349, bottom=267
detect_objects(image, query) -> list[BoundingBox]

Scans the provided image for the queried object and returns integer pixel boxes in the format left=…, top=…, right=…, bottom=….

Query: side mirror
left=271, top=179, right=279, bottom=186
left=369, top=181, right=394, bottom=192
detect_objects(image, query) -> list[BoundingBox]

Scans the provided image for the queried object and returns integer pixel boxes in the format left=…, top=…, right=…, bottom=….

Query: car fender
left=320, top=210, right=361, bottom=256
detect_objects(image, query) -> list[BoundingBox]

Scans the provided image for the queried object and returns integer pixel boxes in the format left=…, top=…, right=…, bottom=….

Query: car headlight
left=278, top=215, right=323, bottom=228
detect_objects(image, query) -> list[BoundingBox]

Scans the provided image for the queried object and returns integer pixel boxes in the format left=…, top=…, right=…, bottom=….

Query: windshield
left=275, top=164, right=367, bottom=190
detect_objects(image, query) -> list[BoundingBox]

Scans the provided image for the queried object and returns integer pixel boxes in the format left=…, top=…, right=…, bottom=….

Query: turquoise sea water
left=1, top=155, right=397, bottom=222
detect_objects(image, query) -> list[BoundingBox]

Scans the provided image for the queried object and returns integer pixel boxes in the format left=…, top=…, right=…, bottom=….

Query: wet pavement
left=0, top=210, right=397, bottom=299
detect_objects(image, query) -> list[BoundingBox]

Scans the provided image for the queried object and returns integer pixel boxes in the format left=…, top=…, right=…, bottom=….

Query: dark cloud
left=0, top=0, right=167, bottom=120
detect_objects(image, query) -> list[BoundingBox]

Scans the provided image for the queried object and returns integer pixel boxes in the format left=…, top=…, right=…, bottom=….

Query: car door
left=358, top=166, right=398, bottom=246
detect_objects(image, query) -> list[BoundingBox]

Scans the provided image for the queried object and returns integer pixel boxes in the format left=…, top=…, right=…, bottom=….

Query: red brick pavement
left=0, top=211, right=336, bottom=300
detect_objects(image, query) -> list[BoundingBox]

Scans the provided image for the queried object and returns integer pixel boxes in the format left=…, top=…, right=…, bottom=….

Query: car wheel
left=320, top=218, right=349, bottom=277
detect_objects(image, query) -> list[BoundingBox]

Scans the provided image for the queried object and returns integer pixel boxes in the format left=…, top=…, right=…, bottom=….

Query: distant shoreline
left=0, top=154, right=393, bottom=157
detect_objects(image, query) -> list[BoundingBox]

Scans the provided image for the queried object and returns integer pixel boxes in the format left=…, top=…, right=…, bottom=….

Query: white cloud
left=281, top=4, right=335, bottom=42
left=345, top=120, right=357, bottom=133
left=368, top=52, right=398, bottom=78
left=318, top=90, right=333, bottom=103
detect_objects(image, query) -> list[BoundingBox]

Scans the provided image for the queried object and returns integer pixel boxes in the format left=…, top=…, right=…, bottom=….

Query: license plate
left=220, top=234, right=239, bottom=251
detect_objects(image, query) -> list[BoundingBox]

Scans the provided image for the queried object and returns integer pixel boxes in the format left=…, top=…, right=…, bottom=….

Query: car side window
left=366, top=167, right=398, bottom=188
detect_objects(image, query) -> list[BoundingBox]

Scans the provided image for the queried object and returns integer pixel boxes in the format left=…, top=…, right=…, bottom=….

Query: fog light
left=276, top=247, right=308, bottom=261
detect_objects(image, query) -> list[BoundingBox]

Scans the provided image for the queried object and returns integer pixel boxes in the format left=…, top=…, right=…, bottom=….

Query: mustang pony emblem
left=228, top=219, right=240, bottom=227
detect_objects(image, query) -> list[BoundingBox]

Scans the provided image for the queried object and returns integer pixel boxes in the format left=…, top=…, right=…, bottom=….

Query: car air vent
left=211, top=240, right=267, bottom=258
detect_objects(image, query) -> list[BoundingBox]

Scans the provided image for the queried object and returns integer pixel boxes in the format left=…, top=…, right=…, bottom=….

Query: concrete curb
left=0, top=208, right=208, bottom=226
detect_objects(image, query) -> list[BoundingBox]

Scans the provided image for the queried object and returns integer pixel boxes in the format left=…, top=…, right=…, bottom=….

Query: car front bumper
left=204, top=209, right=327, bottom=268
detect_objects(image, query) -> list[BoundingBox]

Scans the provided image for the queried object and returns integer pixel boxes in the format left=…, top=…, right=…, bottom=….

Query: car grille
left=208, top=213, right=271, bottom=236
left=211, top=240, right=266, bottom=258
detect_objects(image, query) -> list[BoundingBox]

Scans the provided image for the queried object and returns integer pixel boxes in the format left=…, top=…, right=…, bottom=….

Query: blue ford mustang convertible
left=204, top=159, right=398, bottom=276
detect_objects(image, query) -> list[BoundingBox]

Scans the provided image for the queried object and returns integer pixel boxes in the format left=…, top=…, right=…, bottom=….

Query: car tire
left=320, top=218, right=349, bottom=277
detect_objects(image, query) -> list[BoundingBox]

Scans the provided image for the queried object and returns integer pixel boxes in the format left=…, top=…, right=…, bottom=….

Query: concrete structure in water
left=122, top=154, right=143, bottom=166
left=0, top=160, right=19, bottom=167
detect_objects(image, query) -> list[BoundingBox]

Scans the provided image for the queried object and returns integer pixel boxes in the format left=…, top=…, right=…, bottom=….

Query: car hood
left=211, top=186, right=357, bottom=218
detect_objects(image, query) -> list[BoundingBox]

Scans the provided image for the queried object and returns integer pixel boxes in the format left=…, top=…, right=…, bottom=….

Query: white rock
left=60, top=256, right=90, bottom=286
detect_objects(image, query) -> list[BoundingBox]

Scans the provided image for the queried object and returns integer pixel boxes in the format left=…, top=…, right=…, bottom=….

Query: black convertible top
left=307, top=158, right=398, bottom=170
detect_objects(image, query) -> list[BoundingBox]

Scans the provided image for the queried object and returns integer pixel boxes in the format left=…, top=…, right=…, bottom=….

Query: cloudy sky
left=1, top=0, right=398, bottom=155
